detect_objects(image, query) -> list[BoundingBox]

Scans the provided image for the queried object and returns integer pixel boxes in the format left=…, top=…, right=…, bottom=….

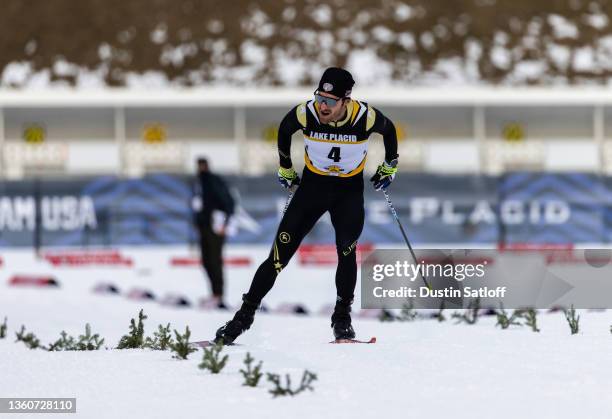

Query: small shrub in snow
left=0, top=317, right=7, bottom=338
left=436, top=301, right=446, bottom=322
left=564, top=305, right=580, bottom=335
left=47, top=324, right=104, bottom=351
left=47, top=331, right=77, bottom=351
left=170, top=326, right=197, bottom=360
left=378, top=309, right=395, bottom=322
left=199, top=341, right=228, bottom=374
left=520, top=309, right=540, bottom=333
left=143, top=323, right=173, bottom=350
left=495, top=305, right=522, bottom=329
left=240, top=352, right=263, bottom=386
left=76, top=324, right=105, bottom=350
left=397, top=301, right=417, bottom=322
left=452, top=298, right=480, bottom=325
left=267, top=370, right=317, bottom=397
left=117, top=309, right=147, bottom=349
left=15, top=325, right=41, bottom=349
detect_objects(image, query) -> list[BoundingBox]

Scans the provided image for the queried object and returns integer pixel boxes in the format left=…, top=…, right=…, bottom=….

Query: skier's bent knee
left=338, top=240, right=358, bottom=257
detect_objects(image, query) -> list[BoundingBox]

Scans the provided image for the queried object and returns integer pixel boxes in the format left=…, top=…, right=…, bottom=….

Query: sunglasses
left=314, top=93, right=343, bottom=107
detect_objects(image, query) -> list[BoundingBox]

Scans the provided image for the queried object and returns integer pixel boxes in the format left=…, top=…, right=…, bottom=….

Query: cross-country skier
left=215, top=67, right=399, bottom=343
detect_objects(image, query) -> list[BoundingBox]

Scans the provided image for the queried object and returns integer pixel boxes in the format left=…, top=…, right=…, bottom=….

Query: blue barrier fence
left=0, top=172, right=609, bottom=247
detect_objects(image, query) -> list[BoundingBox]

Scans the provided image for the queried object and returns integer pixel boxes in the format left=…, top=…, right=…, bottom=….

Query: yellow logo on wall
left=142, top=123, right=167, bottom=143
left=502, top=122, right=525, bottom=142
left=263, top=125, right=278, bottom=143
left=23, top=124, right=45, bottom=144
left=395, top=122, right=407, bottom=142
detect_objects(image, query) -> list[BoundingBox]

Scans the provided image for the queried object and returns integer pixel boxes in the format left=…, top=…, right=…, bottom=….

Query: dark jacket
left=194, top=172, right=235, bottom=227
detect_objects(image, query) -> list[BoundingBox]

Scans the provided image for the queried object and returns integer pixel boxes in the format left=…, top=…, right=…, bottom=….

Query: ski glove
left=370, top=159, right=398, bottom=191
left=277, top=166, right=300, bottom=189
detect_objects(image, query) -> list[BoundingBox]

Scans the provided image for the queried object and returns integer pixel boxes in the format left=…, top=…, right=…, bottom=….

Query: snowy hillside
left=4, top=1, right=612, bottom=88
left=1, top=246, right=612, bottom=419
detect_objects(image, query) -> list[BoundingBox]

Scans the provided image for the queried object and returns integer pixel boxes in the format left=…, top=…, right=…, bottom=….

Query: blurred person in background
left=215, top=67, right=399, bottom=344
left=192, top=157, right=235, bottom=309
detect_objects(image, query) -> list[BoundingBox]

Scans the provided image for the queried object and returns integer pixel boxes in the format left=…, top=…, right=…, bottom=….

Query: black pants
left=246, top=169, right=365, bottom=304
left=199, top=223, right=225, bottom=297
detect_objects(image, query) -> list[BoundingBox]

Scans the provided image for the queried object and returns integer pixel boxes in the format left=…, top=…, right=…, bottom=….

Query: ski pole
left=382, top=189, right=432, bottom=290
left=282, top=185, right=297, bottom=215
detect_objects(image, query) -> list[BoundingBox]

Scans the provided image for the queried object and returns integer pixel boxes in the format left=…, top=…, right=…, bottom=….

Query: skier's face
left=315, top=92, right=348, bottom=124
left=198, top=161, right=209, bottom=173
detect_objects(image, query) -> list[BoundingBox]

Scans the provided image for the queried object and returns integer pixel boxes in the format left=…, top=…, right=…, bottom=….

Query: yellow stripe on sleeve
left=296, top=102, right=307, bottom=127
left=350, top=101, right=360, bottom=124
left=366, top=105, right=376, bottom=131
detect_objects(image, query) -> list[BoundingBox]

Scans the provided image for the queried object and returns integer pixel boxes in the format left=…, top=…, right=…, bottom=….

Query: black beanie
left=316, top=67, right=355, bottom=98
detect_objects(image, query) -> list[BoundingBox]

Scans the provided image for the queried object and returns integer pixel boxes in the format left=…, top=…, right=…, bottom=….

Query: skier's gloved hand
left=370, top=159, right=398, bottom=191
left=277, top=166, right=300, bottom=189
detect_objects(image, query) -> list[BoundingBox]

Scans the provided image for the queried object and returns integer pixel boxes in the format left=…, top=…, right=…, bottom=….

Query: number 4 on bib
left=327, top=146, right=341, bottom=162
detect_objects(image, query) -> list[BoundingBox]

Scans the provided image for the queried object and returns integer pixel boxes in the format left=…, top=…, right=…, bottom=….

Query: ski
left=191, top=337, right=377, bottom=347
left=191, top=340, right=215, bottom=348
left=330, top=337, right=376, bottom=344
left=190, top=340, right=239, bottom=348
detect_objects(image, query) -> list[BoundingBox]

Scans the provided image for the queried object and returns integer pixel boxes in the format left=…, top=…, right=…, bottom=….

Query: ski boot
left=331, top=297, right=355, bottom=340
left=214, top=294, right=258, bottom=345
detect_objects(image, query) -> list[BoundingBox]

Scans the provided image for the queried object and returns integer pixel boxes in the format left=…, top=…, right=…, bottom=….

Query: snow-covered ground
left=1, top=246, right=612, bottom=419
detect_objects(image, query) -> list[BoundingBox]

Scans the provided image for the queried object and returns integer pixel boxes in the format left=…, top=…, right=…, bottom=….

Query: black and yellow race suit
left=245, top=99, right=399, bottom=304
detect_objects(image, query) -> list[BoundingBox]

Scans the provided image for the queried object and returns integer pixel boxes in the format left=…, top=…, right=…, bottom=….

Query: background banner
left=0, top=172, right=610, bottom=247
